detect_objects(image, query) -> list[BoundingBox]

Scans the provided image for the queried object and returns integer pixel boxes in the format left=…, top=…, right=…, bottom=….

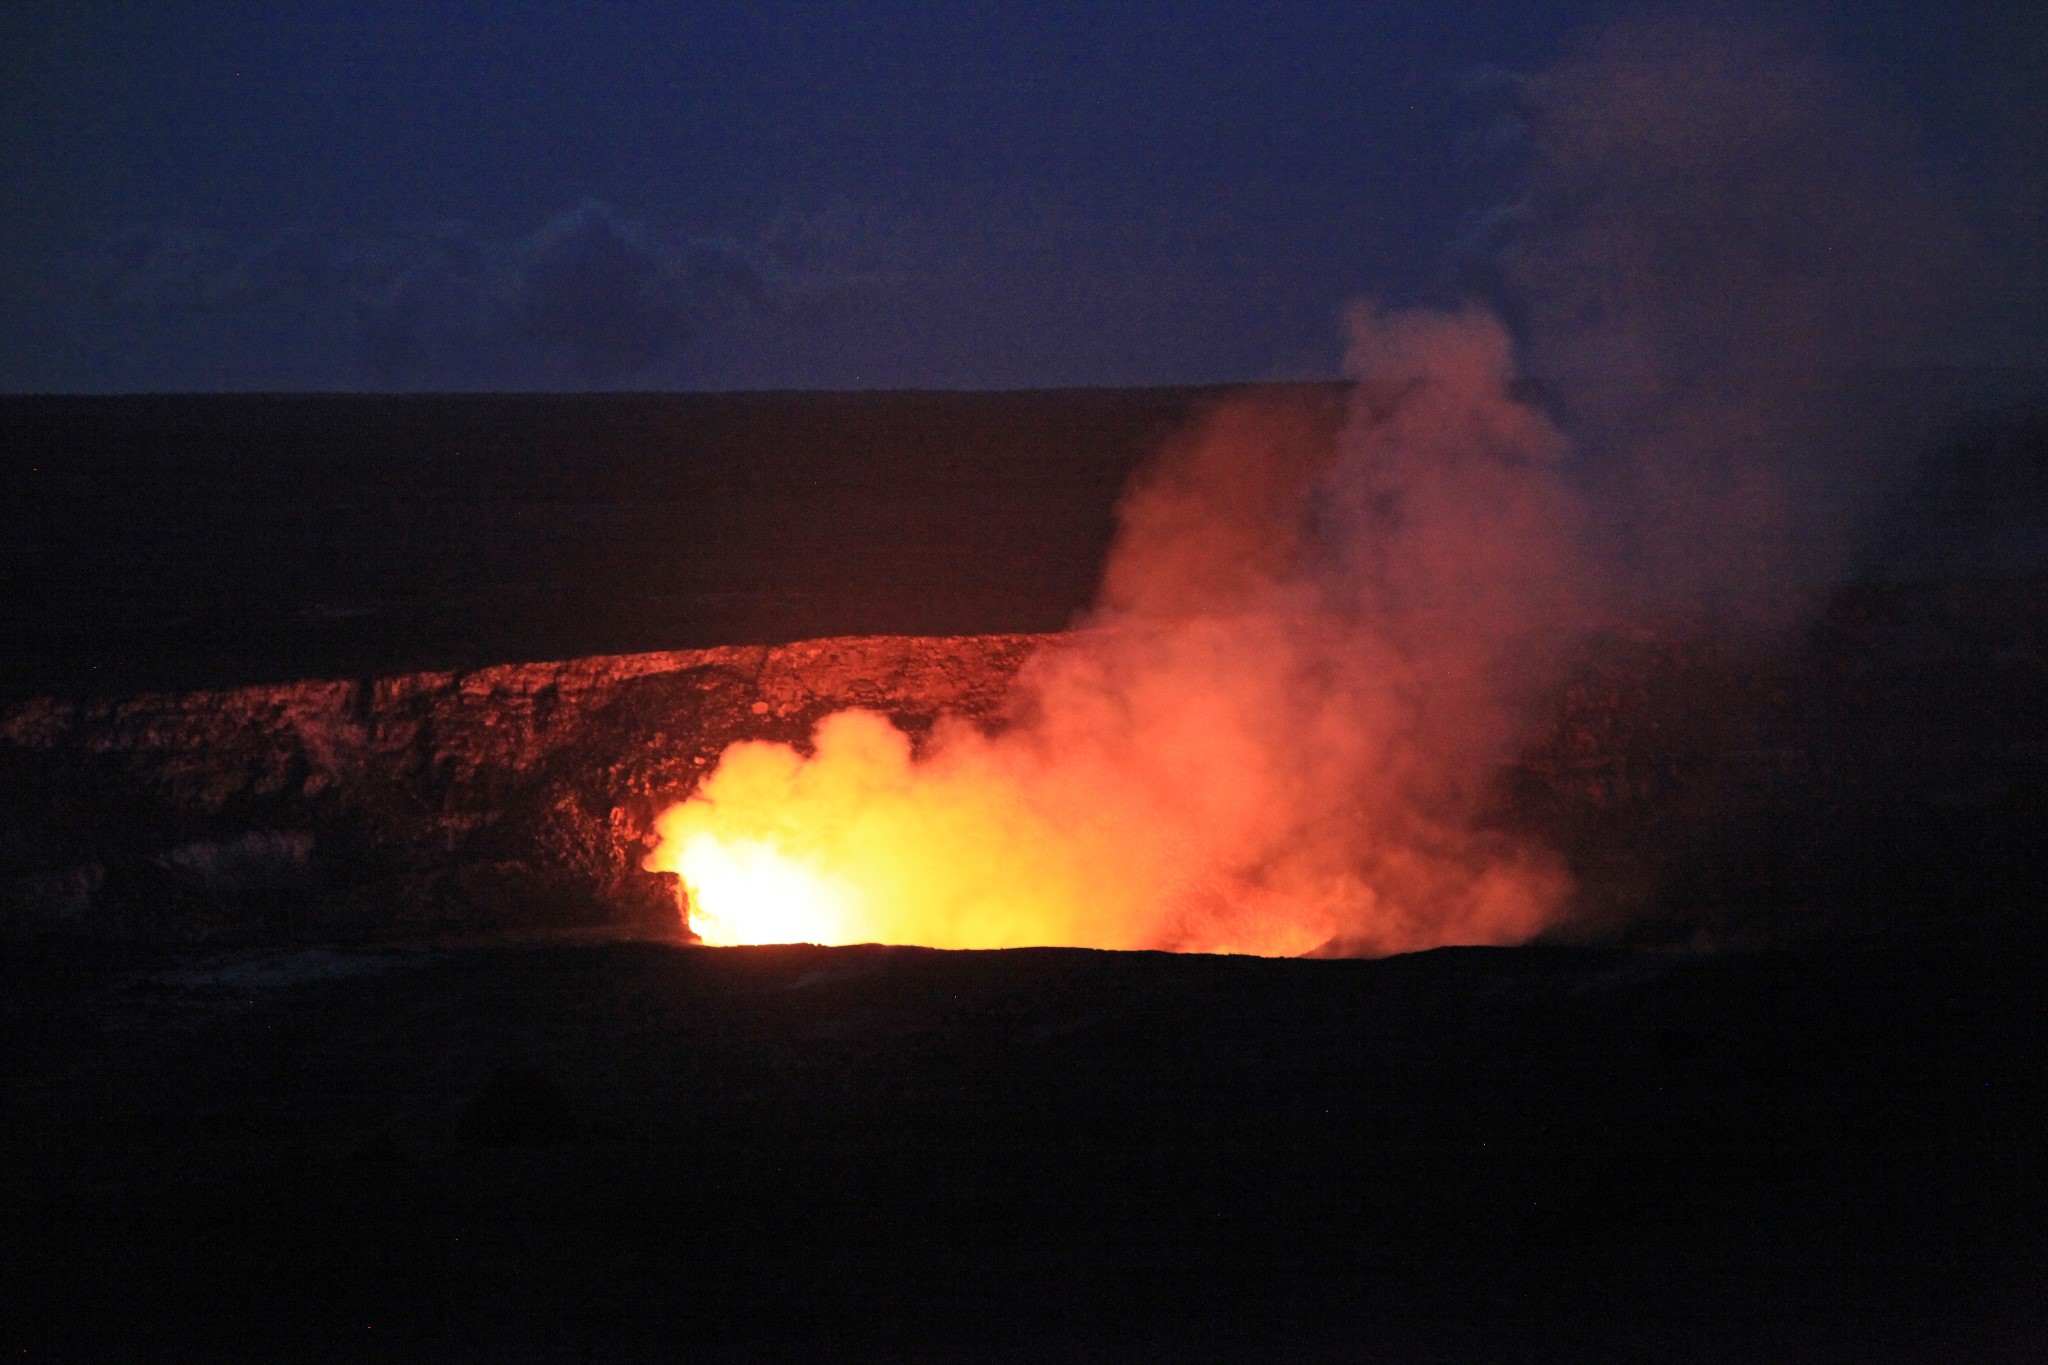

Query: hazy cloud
left=1467, top=11, right=1978, bottom=624
left=81, top=202, right=765, bottom=389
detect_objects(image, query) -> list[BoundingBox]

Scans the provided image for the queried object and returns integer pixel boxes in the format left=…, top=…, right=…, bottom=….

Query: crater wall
left=4, top=574, right=2043, bottom=947
left=0, top=634, right=1042, bottom=940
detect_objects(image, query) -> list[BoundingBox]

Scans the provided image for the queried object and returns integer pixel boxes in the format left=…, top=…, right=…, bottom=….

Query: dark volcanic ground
left=5, top=937, right=2043, bottom=1362
left=3, top=386, right=2046, bottom=1359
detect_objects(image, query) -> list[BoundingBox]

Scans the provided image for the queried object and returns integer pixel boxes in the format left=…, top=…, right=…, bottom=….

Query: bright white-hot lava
left=664, top=832, right=859, bottom=948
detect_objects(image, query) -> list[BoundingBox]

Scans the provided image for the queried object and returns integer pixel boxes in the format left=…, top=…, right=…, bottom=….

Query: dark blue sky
left=2, top=1, right=2040, bottom=391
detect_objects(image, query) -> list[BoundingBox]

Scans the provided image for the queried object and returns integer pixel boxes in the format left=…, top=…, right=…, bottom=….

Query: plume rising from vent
left=650, top=306, right=1590, bottom=954
left=647, top=11, right=1964, bottom=955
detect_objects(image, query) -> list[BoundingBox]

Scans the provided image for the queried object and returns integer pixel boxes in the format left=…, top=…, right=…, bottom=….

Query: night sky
left=3, top=1, right=2041, bottom=393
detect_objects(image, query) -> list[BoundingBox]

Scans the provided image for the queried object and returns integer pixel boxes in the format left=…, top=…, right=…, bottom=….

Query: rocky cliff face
left=4, top=576, right=2043, bottom=947
left=0, top=634, right=1043, bottom=940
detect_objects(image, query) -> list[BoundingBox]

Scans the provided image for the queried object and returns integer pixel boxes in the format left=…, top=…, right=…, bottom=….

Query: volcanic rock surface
left=0, top=633, right=1042, bottom=941
left=3, top=573, right=2044, bottom=948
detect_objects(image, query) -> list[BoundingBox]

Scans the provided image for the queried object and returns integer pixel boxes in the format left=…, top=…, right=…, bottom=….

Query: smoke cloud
left=653, top=11, right=1973, bottom=954
left=1038, top=303, right=1594, bottom=952
left=653, top=304, right=1590, bottom=954
left=1473, top=10, right=1973, bottom=624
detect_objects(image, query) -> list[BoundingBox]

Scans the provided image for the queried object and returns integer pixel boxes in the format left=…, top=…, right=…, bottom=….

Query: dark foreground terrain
left=4, top=937, right=2042, bottom=1362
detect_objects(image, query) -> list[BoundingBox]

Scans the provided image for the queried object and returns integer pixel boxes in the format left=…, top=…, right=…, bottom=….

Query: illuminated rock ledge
left=3, top=575, right=2043, bottom=947
left=0, top=634, right=1044, bottom=940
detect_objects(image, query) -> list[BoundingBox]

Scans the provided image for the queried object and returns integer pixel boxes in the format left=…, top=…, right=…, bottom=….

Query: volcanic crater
left=4, top=391, right=2043, bottom=953
left=3, top=389, right=2045, bottom=1361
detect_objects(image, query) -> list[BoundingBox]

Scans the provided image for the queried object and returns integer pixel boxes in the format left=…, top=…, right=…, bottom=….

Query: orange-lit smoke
left=648, top=305, right=1593, bottom=955
left=649, top=12, right=1965, bottom=954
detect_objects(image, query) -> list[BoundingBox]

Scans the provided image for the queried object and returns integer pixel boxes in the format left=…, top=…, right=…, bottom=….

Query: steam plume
left=1478, top=11, right=1970, bottom=624
left=652, top=11, right=1968, bottom=954
left=653, top=305, right=1590, bottom=954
